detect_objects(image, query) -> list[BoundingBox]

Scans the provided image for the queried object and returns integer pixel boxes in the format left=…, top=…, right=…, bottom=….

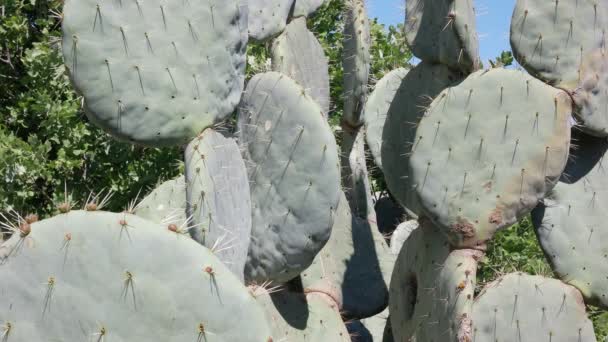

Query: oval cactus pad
left=62, top=0, right=248, bottom=146
left=410, top=68, right=572, bottom=247
left=532, top=134, right=608, bottom=309
left=238, top=72, right=341, bottom=284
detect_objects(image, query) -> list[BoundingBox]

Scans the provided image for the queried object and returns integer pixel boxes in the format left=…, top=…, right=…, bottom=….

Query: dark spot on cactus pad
left=457, top=313, right=473, bottom=342
left=488, top=208, right=503, bottom=225
left=451, top=218, right=475, bottom=238
left=19, top=222, right=31, bottom=237
left=403, top=272, right=418, bottom=320
left=482, top=180, right=493, bottom=192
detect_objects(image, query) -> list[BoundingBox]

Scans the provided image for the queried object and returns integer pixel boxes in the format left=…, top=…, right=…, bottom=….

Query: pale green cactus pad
left=271, top=17, right=330, bottom=115
left=389, top=220, right=418, bottom=255
left=472, top=273, right=597, bottom=342
left=253, top=288, right=350, bottom=342
left=342, top=0, right=371, bottom=126
left=532, top=133, right=608, bottom=309
left=389, top=219, right=482, bottom=342
left=238, top=72, right=341, bottom=284
left=185, top=128, right=252, bottom=283
left=292, top=0, right=327, bottom=17
left=410, top=68, right=572, bottom=247
left=510, top=0, right=608, bottom=137
left=62, top=0, right=248, bottom=147
left=405, top=0, right=480, bottom=72
left=0, top=210, right=273, bottom=341
left=301, top=192, right=395, bottom=319
left=510, top=0, right=607, bottom=89
left=248, top=0, right=294, bottom=42
left=572, top=50, right=608, bottom=137
left=134, top=176, right=187, bottom=227
left=363, top=68, right=408, bottom=170
left=381, top=62, right=463, bottom=218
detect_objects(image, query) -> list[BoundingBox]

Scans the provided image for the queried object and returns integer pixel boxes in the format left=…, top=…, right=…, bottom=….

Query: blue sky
left=367, top=0, right=516, bottom=65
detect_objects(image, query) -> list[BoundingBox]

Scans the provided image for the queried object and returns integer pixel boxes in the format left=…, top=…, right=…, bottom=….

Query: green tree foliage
left=488, top=50, right=514, bottom=68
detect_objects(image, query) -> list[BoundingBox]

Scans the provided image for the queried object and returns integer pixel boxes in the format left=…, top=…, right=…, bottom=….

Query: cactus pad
left=389, top=219, right=482, bottom=342
left=510, top=0, right=607, bottom=89
left=410, top=68, right=572, bottom=247
left=532, top=134, right=608, bottom=309
left=271, top=17, right=330, bottom=115
left=381, top=62, right=463, bottom=218
left=248, top=0, right=294, bottom=42
left=472, top=273, right=597, bottom=341
left=0, top=210, right=272, bottom=341
left=405, top=0, right=480, bottom=72
left=238, top=72, right=341, bottom=283
left=572, top=50, right=608, bottom=137
left=510, top=0, right=608, bottom=137
left=134, top=176, right=186, bottom=226
left=301, top=192, right=394, bottom=319
left=363, top=68, right=408, bottom=170
left=342, top=0, right=371, bottom=126
left=185, top=129, right=252, bottom=282
left=61, top=0, right=248, bottom=146
left=389, top=220, right=419, bottom=255
left=254, top=288, right=350, bottom=341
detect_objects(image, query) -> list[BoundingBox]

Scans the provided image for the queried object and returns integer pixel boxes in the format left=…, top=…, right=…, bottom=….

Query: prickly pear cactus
left=389, top=219, right=482, bottom=342
left=380, top=62, right=463, bottom=218
left=0, top=210, right=273, bottom=341
left=532, top=133, right=608, bottom=309
left=363, top=67, right=408, bottom=170
left=510, top=0, right=608, bottom=137
left=248, top=0, right=294, bottom=42
left=238, top=72, right=341, bottom=284
left=301, top=192, right=394, bottom=319
left=292, top=0, right=327, bottom=18
left=134, top=176, right=186, bottom=226
left=253, top=288, right=350, bottom=342
left=271, top=17, right=330, bottom=115
left=405, top=0, right=480, bottom=72
left=410, top=68, right=572, bottom=247
left=185, top=128, right=252, bottom=283
left=61, top=0, right=248, bottom=146
left=342, top=0, right=371, bottom=126
left=471, top=273, right=597, bottom=342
